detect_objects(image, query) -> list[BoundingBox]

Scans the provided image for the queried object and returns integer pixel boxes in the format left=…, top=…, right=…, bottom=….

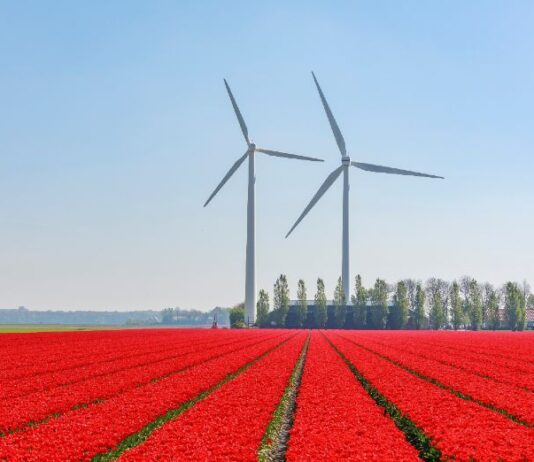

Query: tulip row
left=0, top=332, right=293, bottom=461
left=0, top=333, right=245, bottom=399
left=286, top=334, right=420, bottom=461
left=348, top=334, right=534, bottom=424
left=0, top=329, right=174, bottom=372
left=414, top=331, right=534, bottom=362
left=0, top=329, right=219, bottom=382
left=368, top=333, right=534, bottom=391
left=0, top=331, right=283, bottom=434
left=118, top=333, right=307, bottom=461
left=326, top=332, right=534, bottom=461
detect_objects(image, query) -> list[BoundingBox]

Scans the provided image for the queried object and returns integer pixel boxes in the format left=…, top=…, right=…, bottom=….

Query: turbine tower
left=287, top=72, right=444, bottom=302
left=205, top=79, right=323, bottom=326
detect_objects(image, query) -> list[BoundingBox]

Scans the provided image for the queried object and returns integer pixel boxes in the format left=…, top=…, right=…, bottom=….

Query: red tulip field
left=0, top=329, right=532, bottom=461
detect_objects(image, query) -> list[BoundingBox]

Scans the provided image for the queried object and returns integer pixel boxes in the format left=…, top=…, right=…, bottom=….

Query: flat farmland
left=0, top=329, right=532, bottom=461
left=0, top=324, right=120, bottom=333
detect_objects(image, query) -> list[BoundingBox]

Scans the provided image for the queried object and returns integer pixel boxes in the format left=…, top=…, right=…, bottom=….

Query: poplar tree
left=256, top=289, right=270, bottom=327
left=459, top=276, right=473, bottom=322
left=273, top=274, right=290, bottom=327
left=468, top=280, right=483, bottom=330
left=333, top=277, right=346, bottom=328
left=404, top=279, right=418, bottom=314
left=482, top=283, right=495, bottom=328
left=518, top=282, right=527, bottom=331
left=487, top=288, right=500, bottom=330
left=450, top=281, right=464, bottom=330
left=429, top=291, right=445, bottom=329
left=351, top=274, right=367, bottom=328
left=414, top=283, right=426, bottom=329
left=314, top=278, right=327, bottom=328
left=370, top=278, right=388, bottom=329
left=504, top=282, right=521, bottom=330
left=296, top=279, right=307, bottom=328
left=391, top=281, right=409, bottom=329
left=519, top=281, right=530, bottom=331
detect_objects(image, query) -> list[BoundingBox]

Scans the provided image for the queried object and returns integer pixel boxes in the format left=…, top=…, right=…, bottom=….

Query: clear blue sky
left=1, top=1, right=532, bottom=311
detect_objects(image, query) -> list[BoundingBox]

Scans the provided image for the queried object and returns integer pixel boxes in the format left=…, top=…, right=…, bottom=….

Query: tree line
left=229, top=275, right=533, bottom=330
left=161, top=307, right=229, bottom=326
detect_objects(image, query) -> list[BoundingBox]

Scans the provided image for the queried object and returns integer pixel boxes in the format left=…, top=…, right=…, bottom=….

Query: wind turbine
left=204, top=79, right=323, bottom=325
left=286, top=72, right=444, bottom=302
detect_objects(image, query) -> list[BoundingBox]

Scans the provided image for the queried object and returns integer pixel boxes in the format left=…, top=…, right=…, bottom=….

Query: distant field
left=0, top=324, right=119, bottom=333
left=0, top=324, right=209, bottom=333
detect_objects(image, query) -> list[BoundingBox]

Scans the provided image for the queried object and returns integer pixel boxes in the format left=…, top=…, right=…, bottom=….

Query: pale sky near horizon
left=1, top=1, right=533, bottom=312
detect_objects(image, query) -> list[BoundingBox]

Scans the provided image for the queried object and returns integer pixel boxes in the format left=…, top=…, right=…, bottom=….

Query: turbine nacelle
left=204, top=80, right=324, bottom=209
left=286, top=71, right=445, bottom=238
left=286, top=72, right=444, bottom=237
left=287, top=71, right=445, bottom=303
left=205, top=79, right=326, bottom=325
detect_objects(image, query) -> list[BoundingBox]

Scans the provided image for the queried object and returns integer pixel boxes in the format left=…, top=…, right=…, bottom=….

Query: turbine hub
left=341, top=156, right=351, bottom=166
left=248, top=142, right=256, bottom=151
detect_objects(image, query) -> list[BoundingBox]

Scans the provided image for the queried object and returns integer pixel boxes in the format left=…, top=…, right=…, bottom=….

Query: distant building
left=285, top=300, right=397, bottom=329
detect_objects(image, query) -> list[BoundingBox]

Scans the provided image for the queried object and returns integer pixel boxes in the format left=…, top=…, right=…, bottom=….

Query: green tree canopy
left=450, top=281, right=464, bottom=330
left=459, top=276, right=473, bottom=322
left=391, top=281, right=409, bottom=329
left=468, top=280, right=483, bottom=330
left=518, top=282, right=528, bottom=331
left=229, top=303, right=245, bottom=328
left=414, top=283, right=426, bottom=329
left=487, top=288, right=500, bottom=330
left=333, top=277, right=347, bottom=328
left=370, top=278, right=388, bottom=329
left=425, top=279, right=447, bottom=329
left=425, top=278, right=450, bottom=326
left=273, top=274, right=290, bottom=327
left=256, top=289, right=270, bottom=327
left=429, top=290, right=445, bottom=329
left=314, top=278, right=327, bottom=328
left=504, top=282, right=523, bottom=331
left=403, top=279, right=417, bottom=314
left=297, top=279, right=307, bottom=328
left=482, top=283, right=495, bottom=327
left=351, top=274, right=367, bottom=328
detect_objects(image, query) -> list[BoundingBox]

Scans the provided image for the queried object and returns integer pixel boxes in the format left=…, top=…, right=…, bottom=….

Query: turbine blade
left=224, top=79, right=250, bottom=145
left=351, top=161, right=444, bottom=179
left=312, top=72, right=346, bottom=157
left=256, top=148, right=323, bottom=162
left=204, top=151, right=249, bottom=207
left=286, top=166, right=344, bottom=238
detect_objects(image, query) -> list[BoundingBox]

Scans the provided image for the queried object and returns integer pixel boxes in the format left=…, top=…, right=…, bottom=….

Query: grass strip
left=339, top=334, right=533, bottom=429
left=257, top=334, right=310, bottom=462
left=324, top=334, right=443, bottom=462
left=92, top=334, right=297, bottom=462
left=0, top=412, right=62, bottom=439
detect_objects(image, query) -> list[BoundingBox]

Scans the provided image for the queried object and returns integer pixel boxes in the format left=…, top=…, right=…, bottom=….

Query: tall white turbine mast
left=287, top=72, right=444, bottom=302
left=205, top=79, right=323, bottom=326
